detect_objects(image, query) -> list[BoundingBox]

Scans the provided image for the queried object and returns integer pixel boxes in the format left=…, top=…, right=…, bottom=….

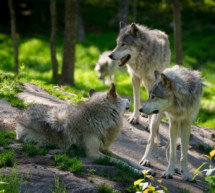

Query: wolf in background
left=109, top=22, right=171, bottom=125
left=139, top=65, right=203, bottom=181
left=94, top=51, right=117, bottom=85
left=16, top=83, right=153, bottom=174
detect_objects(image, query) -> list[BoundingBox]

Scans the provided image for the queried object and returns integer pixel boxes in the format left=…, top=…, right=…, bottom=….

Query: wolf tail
left=16, top=104, right=52, bottom=140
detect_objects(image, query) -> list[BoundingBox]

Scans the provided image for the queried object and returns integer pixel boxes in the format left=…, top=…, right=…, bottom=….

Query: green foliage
left=198, top=144, right=214, bottom=155
left=53, top=154, right=83, bottom=173
left=0, top=166, right=29, bottom=193
left=193, top=149, right=215, bottom=193
left=87, top=169, right=96, bottom=175
left=21, top=141, right=50, bottom=156
left=0, top=130, right=16, bottom=147
left=0, top=150, right=14, bottom=167
left=66, top=144, right=86, bottom=157
left=0, top=72, right=25, bottom=109
left=97, top=183, right=120, bottom=193
left=50, top=176, right=67, bottom=193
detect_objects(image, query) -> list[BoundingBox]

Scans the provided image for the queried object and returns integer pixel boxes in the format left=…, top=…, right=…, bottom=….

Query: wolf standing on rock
left=109, top=22, right=171, bottom=124
left=139, top=66, right=203, bottom=181
left=16, top=83, right=153, bottom=174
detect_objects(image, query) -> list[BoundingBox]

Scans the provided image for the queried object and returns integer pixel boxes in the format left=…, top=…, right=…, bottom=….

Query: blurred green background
left=0, top=0, right=215, bottom=129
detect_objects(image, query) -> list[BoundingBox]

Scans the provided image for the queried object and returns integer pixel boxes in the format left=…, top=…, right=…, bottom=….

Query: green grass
left=97, top=183, right=120, bottom=193
left=0, top=150, right=14, bottom=167
left=0, top=72, right=26, bottom=109
left=50, top=176, right=67, bottom=193
left=53, top=154, right=83, bottom=173
left=0, top=166, right=29, bottom=193
left=66, top=144, right=86, bottom=158
left=21, top=141, right=51, bottom=156
left=0, top=130, right=16, bottom=147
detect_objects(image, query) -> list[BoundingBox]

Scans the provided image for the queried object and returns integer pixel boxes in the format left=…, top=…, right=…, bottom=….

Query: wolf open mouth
left=118, top=54, right=131, bottom=67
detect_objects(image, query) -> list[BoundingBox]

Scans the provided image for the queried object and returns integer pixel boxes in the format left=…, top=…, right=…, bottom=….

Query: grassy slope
left=0, top=2, right=215, bottom=129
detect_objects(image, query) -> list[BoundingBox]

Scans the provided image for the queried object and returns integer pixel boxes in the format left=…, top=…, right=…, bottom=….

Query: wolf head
left=94, top=62, right=108, bottom=80
left=89, top=83, right=130, bottom=113
left=109, top=21, right=148, bottom=67
left=139, top=71, right=174, bottom=115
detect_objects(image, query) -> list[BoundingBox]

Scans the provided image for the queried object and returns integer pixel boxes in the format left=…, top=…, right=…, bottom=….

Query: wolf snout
left=108, top=53, right=114, bottom=59
left=139, top=107, right=143, bottom=113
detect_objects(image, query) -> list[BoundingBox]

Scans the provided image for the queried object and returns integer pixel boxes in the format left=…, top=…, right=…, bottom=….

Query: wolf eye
left=121, top=43, right=125, bottom=47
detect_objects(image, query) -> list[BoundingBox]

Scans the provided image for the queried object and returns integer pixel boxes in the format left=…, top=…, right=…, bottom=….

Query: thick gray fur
left=110, top=22, right=171, bottom=124
left=16, top=84, right=154, bottom=175
left=139, top=65, right=203, bottom=181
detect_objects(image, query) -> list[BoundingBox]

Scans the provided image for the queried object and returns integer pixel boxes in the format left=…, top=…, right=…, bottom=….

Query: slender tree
left=61, top=0, right=78, bottom=86
left=173, top=0, right=183, bottom=65
left=77, top=0, right=85, bottom=42
left=118, top=0, right=130, bottom=23
left=133, top=0, right=136, bottom=22
left=50, top=0, right=58, bottom=80
left=8, top=0, right=19, bottom=73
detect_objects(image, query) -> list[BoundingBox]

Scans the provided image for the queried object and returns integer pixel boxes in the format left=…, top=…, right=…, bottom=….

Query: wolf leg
left=180, top=121, right=193, bottom=181
left=111, top=152, right=155, bottom=176
left=128, top=75, right=141, bottom=124
left=161, top=120, right=178, bottom=179
left=139, top=113, right=163, bottom=166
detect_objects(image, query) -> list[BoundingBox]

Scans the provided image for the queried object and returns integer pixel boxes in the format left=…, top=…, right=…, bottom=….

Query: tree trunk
left=8, top=0, right=18, bottom=73
left=77, top=0, right=85, bottom=42
left=118, top=0, right=130, bottom=23
left=61, top=0, right=77, bottom=86
left=173, top=0, right=183, bottom=65
left=50, top=0, right=58, bottom=80
left=133, top=0, right=136, bottom=22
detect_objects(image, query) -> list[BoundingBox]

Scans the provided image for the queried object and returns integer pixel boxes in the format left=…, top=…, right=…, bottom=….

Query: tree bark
left=173, top=0, right=183, bottom=65
left=61, top=0, right=78, bottom=86
left=118, top=0, right=130, bottom=23
left=50, top=0, right=59, bottom=80
left=133, top=0, right=136, bottom=22
left=8, top=0, right=18, bottom=73
left=77, top=0, right=85, bottom=42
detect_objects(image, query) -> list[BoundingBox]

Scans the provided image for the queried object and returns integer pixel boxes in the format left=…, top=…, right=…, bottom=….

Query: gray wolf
left=109, top=22, right=171, bottom=124
left=94, top=51, right=117, bottom=85
left=139, top=65, right=203, bottom=181
left=16, top=83, right=153, bottom=174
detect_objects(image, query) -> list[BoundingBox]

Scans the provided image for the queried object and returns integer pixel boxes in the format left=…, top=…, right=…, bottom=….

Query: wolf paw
left=127, top=115, right=139, bottom=124
left=174, top=167, right=181, bottom=174
left=182, top=172, right=195, bottom=182
left=161, top=171, right=173, bottom=179
left=139, top=159, right=151, bottom=167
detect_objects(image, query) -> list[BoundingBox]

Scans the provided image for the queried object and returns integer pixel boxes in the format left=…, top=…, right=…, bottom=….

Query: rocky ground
left=0, top=83, right=214, bottom=193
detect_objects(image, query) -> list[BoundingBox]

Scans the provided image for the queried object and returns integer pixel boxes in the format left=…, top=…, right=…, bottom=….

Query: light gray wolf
left=94, top=51, right=117, bottom=85
left=109, top=22, right=171, bottom=125
left=139, top=65, right=203, bottom=181
left=16, top=83, right=153, bottom=174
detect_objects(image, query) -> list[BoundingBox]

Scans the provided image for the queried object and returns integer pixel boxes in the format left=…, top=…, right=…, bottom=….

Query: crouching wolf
left=16, top=83, right=153, bottom=174
left=109, top=22, right=171, bottom=124
left=94, top=51, right=117, bottom=85
left=139, top=66, right=203, bottom=181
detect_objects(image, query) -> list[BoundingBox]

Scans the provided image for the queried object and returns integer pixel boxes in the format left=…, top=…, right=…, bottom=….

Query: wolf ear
left=161, top=73, right=174, bottom=90
left=89, top=89, right=97, bottom=97
left=131, top=23, right=141, bottom=38
left=120, top=21, right=126, bottom=30
left=154, top=70, right=161, bottom=79
left=107, top=83, right=117, bottom=102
